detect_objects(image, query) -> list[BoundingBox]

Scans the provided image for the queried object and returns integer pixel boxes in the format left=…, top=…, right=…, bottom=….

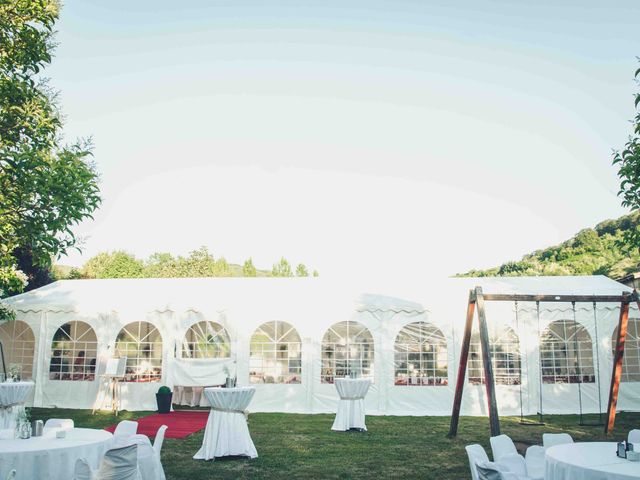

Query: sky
left=50, top=0, right=640, bottom=280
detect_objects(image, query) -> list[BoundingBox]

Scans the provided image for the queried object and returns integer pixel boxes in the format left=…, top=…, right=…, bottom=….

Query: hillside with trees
left=55, top=247, right=319, bottom=279
left=458, top=211, right=640, bottom=279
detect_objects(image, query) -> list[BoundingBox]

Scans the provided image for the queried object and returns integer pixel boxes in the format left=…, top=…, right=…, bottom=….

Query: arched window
left=394, top=322, right=447, bottom=386
left=468, top=326, right=521, bottom=385
left=115, top=322, right=162, bottom=382
left=249, top=321, right=301, bottom=384
left=182, top=321, right=230, bottom=359
left=0, top=320, right=35, bottom=380
left=540, top=320, right=595, bottom=384
left=49, top=321, right=98, bottom=381
left=613, top=319, right=640, bottom=382
left=321, top=321, right=374, bottom=384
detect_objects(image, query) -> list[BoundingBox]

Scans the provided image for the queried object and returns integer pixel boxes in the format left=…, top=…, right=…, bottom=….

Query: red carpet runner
left=105, top=411, right=209, bottom=439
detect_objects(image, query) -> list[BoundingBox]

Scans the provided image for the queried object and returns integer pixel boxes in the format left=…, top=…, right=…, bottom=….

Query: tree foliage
left=242, top=258, right=257, bottom=277
left=0, top=0, right=100, bottom=295
left=459, top=211, right=640, bottom=279
left=613, top=58, right=640, bottom=251
left=295, top=263, right=309, bottom=277
left=271, top=257, right=293, bottom=277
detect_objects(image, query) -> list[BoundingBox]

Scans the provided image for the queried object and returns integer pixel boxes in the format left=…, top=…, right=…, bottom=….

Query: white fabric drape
left=0, top=428, right=112, bottom=480
left=545, top=442, right=640, bottom=480
left=0, top=382, right=34, bottom=429
left=193, top=387, right=257, bottom=460
left=331, top=378, right=371, bottom=431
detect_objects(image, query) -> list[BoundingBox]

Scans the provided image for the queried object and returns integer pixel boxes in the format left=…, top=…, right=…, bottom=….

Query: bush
left=157, top=386, right=171, bottom=395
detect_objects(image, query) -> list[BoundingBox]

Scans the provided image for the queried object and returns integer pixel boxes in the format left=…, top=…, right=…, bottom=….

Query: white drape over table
left=0, top=427, right=112, bottom=480
left=193, top=387, right=258, bottom=461
left=545, top=442, right=640, bottom=480
left=0, top=382, right=34, bottom=430
left=331, top=378, right=371, bottom=431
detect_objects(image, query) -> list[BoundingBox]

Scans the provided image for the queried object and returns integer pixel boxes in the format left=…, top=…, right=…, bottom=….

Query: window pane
left=468, top=326, right=521, bottom=386
left=321, top=321, right=374, bottom=384
left=613, top=319, right=640, bottom=382
left=49, top=321, right=98, bottom=381
left=540, top=320, right=594, bottom=384
left=181, top=321, right=230, bottom=359
left=394, top=322, right=447, bottom=386
left=249, top=321, right=301, bottom=384
left=115, top=322, right=163, bottom=382
left=0, top=321, right=35, bottom=380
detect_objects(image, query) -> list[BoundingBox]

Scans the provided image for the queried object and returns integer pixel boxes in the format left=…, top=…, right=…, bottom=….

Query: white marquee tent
left=1, top=275, right=638, bottom=417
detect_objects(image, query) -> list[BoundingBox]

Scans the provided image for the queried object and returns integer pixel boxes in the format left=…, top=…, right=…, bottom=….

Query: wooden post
left=448, top=290, right=476, bottom=437
left=476, top=287, right=501, bottom=437
left=606, top=292, right=630, bottom=434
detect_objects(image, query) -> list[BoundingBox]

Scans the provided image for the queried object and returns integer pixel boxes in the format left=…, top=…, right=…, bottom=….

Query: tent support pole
left=605, top=292, right=631, bottom=434
left=448, top=290, right=476, bottom=438
left=476, top=287, right=501, bottom=437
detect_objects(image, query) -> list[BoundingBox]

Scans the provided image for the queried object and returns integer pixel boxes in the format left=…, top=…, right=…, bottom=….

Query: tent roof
left=3, top=275, right=631, bottom=315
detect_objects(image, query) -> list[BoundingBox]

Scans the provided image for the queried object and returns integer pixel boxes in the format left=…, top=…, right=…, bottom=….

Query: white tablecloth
left=193, top=387, right=257, bottom=460
left=0, top=381, right=34, bottom=430
left=546, top=442, right=640, bottom=480
left=0, top=427, right=112, bottom=480
left=331, top=378, right=371, bottom=431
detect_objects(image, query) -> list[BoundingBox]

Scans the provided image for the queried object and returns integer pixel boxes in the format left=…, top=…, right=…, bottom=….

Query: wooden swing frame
left=447, top=286, right=637, bottom=437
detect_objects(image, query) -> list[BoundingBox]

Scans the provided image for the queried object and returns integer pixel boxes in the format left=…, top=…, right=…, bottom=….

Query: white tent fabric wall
left=2, top=276, right=638, bottom=416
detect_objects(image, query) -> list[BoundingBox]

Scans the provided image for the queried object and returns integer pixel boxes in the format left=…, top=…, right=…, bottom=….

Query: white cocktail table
left=545, top=442, right=640, bottom=480
left=331, top=378, right=371, bottom=431
left=0, top=381, right=34, bottom=429
left=193, top=386, right=257, bottom=460
left=0, top=427, right=113, bottom=480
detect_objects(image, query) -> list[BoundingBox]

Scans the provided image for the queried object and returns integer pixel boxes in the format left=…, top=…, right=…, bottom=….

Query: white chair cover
left=490, top=435, right=519, bottom=461
left=96, top=445, right=140, bottom=480
left=113, top=433, right=164, bottom=480
left=476, top=462, right=520, bottom=480
left=628, top=429, right=640, bottom=444
left=524, top=445, right=545, bottom=480
left=113, top=421, right=138, bottom=438
left=44, top=419, right=74, bottom=429
left=495, top=454, right=527, bottom=477
left=153, top=426, right=168, bottom=456
left=542, top=433, right=573, bottom=449
left=74, top=458, right=94, bottom=480
left=466, top=444, right=490, bottom=480
left=5, top=471, right=16, bottom=480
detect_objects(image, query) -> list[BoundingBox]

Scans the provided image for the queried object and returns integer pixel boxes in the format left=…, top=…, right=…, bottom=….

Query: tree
left=0, top=0, right=101, bottom=295
left=243, top=258, right=257, bottom=277
left=271, top=257, right=293, bottom=277
left=312, top=270, right=319, bottom=277
left=295, top=263, right=309, bottom=277
left=83, top=251, right=143, bottom=279
left=614, top=58, right=640, bottom=252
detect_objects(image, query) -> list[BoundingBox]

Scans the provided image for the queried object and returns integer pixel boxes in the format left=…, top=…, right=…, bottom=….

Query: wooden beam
left=448, top=290, right=476, bottom=438
left=606, top=293, right=631, bottom=433
left=476, top=286, right=501, bottom=437
left=481, top=293, right=632, bottom=303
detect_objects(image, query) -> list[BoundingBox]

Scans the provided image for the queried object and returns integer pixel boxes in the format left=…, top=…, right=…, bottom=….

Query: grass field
left=30, top=408, right=640, bottom=479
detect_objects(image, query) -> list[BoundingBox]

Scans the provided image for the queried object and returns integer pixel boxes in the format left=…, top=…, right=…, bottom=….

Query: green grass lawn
left=30, top=408, right=640, bottom=479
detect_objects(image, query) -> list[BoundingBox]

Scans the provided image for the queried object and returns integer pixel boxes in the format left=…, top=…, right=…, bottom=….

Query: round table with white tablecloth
left=0, top=381, right=34, bottom=430
left=0, top=427, right=113, bottom=480
left=193, top=386, right=257, bottom=461
left=545, top=442, right=640, bottom=480
left=331, top=378, right=371, bottom=432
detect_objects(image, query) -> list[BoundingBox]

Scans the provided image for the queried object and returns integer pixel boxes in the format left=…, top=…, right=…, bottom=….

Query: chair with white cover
left=96, top=444, right=141, bottom=480
left=44, top=418, right=74, bottom=429
left=5, top=470, right=16, bottom=480
left=114, top=420, right=138, bottom=438
left=466, top=444, right=490, bottom=480
left=490, top=435, right=518, bottom=461
left=476, top=462, right=522, bottom=480
left=542, top=433, right=574, bottom=449
left=153, top=425, right=168, bottom=456
left=490, top=434, right=543, bottom=480
left=628, top=429, right=640, bottom=444
left=74, top=458, right=93, bottom=480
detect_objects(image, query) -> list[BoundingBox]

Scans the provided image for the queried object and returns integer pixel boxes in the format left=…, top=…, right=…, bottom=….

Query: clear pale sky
left=51, top=1, right=640, bottom=280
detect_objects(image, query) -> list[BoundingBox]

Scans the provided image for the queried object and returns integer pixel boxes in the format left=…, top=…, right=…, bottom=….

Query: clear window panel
left=468, top=326, right=521, bottom=386
left=115, top=321, right=163, bottom=382
left=249, top=321, right=302, bottom=384
left=181, top=321, right=230, bottom=359
left=613, top=319, right=640, bottom=382
left=321, top=321, right=374, bottom=384
left=394, top=322, right=448, bottom=386
left=540, top=320, right=595, bottom=384
left=0, top=321, right=35, bottom=380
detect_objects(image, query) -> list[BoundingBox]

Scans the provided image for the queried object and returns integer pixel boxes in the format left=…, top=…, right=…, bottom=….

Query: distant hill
left=457, top=212, right=640, bottom=279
